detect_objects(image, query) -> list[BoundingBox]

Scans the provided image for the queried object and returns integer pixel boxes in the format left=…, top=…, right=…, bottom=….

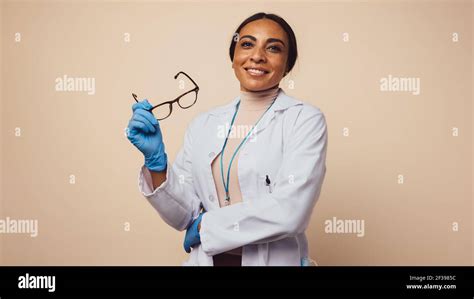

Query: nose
left=250, top=45, right=266, bottom=63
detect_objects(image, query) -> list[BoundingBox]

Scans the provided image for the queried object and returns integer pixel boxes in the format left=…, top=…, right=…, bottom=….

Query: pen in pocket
left=265, top=175, right=273, bottom=193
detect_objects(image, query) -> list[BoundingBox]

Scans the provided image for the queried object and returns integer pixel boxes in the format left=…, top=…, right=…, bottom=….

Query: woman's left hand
left=183, top=212, right=205, bottom=253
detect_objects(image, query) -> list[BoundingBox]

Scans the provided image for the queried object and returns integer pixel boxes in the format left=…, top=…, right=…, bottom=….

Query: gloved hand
left=127, top=99, right=168, bottom=172
left=183, top=211, right=206, bottom=253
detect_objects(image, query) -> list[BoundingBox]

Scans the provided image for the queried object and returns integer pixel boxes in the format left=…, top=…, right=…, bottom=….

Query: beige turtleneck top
left=210, top=85, right=280, bottom=256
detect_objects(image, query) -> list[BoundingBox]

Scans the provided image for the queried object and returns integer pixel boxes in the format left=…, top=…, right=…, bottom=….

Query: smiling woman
left=229, top=13, right=298, bottom=92
left=127, top=12, right=328, bottom=267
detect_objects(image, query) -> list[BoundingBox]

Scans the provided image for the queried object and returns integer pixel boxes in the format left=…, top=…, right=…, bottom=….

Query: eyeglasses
left=132, top=71, right=199, bottom=120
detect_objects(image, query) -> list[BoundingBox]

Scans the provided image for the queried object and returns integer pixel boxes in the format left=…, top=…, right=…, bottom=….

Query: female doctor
left=127, top=12, right=328, bottom=266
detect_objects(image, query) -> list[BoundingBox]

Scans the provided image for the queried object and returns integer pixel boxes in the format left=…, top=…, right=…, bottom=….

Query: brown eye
left=268, top=45, right=282, bottom=52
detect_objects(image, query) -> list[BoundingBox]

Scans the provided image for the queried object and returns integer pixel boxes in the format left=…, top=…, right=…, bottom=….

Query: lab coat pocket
left=257, top=173, right=276, bottom=196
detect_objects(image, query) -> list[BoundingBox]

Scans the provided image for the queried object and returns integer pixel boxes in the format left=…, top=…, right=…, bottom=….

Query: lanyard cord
left=220, top=98, right=276, bottom=204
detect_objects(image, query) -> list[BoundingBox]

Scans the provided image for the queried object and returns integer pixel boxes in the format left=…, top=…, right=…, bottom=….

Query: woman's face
left=232, top=19, right=289, bottom=92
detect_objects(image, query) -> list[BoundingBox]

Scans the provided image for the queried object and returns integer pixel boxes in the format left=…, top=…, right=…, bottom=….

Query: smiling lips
left=244, top=67, right=270, bottom=77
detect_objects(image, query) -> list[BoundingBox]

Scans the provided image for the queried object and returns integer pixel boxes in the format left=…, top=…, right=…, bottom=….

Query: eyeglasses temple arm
left=174, top=71, right=199, bottom=90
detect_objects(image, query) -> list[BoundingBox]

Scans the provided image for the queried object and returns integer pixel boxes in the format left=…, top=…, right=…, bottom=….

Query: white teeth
left=247, top=68, right=266, bottom=75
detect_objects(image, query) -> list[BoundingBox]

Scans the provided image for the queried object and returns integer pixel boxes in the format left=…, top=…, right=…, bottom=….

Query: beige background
left=0, top=0, right=472, bottom=265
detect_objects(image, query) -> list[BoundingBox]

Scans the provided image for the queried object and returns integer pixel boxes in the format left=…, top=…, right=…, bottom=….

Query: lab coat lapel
left=209, top=96, right=240, bottom=156
left=208, top=89, right=301, bottom=147
left=202, top=97, right=239, bottom=209
left=251, top=88, right=301, bottom=136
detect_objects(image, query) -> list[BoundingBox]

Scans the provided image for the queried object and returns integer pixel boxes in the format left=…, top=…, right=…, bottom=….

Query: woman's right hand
left=127, top=99, right=168, bottom=172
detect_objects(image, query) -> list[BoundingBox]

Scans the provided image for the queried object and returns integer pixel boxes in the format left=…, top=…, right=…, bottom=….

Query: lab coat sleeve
left=137, top=120, right=202, bottom=232
left=199, top=109, right=328, bottom=256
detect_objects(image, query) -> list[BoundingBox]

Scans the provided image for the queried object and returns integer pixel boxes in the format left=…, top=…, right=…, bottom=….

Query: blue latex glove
left=184, top=212, right=206, bottom=253
left=127, top=99, right=167, bottom=172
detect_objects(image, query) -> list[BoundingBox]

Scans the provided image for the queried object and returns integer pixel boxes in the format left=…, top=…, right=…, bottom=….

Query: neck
left=239, top=85, right=280, bottom=111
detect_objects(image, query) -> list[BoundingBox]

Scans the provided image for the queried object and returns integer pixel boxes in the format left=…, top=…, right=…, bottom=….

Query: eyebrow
left=239, top=35, right=286, bottom=47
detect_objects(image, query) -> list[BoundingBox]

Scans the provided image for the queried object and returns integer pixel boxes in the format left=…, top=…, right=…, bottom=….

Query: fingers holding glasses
left=132, top=113, right=156, bottom=134
left=132, top=99, right=153, bottom=112
left=135, top=108, right=158, bottom=126
left=129, top=99, right=159, bottom=134
left=128, top=119, right=150, bottom=135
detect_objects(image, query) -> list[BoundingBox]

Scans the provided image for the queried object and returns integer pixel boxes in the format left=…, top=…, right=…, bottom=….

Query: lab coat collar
left=208, top=88, right=301, bottom=116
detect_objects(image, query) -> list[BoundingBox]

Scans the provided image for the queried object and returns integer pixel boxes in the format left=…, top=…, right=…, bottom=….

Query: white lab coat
left=138, top=88, right=328, bottom=266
